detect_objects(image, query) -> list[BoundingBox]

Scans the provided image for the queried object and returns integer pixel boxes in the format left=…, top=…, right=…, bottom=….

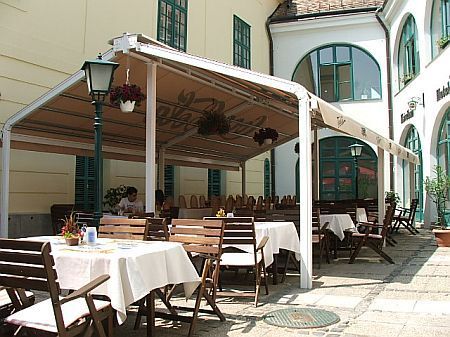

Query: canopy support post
left=313, top=129, right=320, bottom=201
left=298, top=96, right=312, bottom=289
left=241, top=162, right=246, bottom=197
left=377, top=147, right=385, bottom=226
left=409, top=162, right=415, bottom=202
left=158, top=148, right=165, bottom=191
left=146, top=62, right=157, bottom=213
left=0, top=127, right=11, bottom=238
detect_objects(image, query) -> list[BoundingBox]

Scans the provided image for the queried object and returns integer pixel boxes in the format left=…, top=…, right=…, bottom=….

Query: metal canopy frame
left=0, top=33, right=419, bottom=289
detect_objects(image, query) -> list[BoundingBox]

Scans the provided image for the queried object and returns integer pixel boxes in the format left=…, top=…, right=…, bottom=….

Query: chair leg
left=254, top=264, right=261, bottom=307
left=349, top=237, right=366, bottom=264
left=262, top=261, right=269, bottom=295
left=367, top=241, right=394, bottom=264
left=133, top=298, right=145, bottom=330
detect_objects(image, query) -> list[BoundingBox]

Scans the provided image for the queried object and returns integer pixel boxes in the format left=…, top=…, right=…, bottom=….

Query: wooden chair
left=235, top=195, right=243, bottom=208
left=98, top=218, right=147, bottom=240
left=204, top=217, right=269, bottom=307
left=393, top=199, right=419, bottom=235
left=179, top=195, right=187, bottom=209
left=136, top=217, right=169, bottom=241
left=199, top=195, right=206, bottom=208
left=312, top=208, right=330, bottom=269
left=0, top=287, right=35, bottom=319
left=349, top=203, right=397, bottom=264
left=225, top=195, right=234, bottom=213
left=247, top=196, right=256, bottom=210
left=255, top=196, right=264, bottom=210
left=190, top=195, right=198, bottom=209
left=75, top=212, right=94, bottom=228
left=135, top=219, right=225, bottom=337
left=264, top=197, right=272, bottom=210
left=0, top=239, right=113, bottom=337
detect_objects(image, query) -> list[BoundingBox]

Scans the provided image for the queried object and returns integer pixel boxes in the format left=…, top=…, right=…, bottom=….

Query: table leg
left=146, top=290, right=155, bottom=337
left=272, top=254, right=278, bottom=285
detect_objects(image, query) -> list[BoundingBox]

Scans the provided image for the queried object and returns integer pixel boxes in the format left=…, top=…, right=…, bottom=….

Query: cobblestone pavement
left=36, top=229, right=450, bottom=337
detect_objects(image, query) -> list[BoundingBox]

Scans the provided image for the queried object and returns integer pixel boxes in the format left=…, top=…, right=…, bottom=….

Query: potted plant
left=61, top=212, right=81, bottom=246
left=103, top=184, right=127, bottom=213
left=385, top=191, right=401, bottom=205
left=400, top=73, right=414, bottom=85
left=253, top=127, right=279, bottom=146
left=437, top=35, right=449, bottom=50
left=424, top=165, right=450, bottom=247
left=109, top=83, right=146, bottom=113
left=197, top=111, right=231, bottom=136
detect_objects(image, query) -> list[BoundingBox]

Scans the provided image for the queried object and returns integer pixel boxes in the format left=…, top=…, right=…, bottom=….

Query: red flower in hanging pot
left=109, top=84, right=146, bottom=106
left=253, top=128, right=279, bottom=146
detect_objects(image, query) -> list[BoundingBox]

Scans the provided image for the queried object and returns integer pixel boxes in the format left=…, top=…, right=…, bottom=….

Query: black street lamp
left=349, top=143, right=363, bottom=199
left=81, top=55, right=119, bottom=227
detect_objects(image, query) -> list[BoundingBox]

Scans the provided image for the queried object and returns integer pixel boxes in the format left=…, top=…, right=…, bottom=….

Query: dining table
left=319, top=213, right=356, bottom=241
left=178, top=207, right=213, bottom=219
left=26, top=236, right=201, bottom=327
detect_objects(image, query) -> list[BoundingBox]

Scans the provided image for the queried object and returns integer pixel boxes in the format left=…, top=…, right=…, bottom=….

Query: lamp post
left=81, top=55, right=119, bottom=227
left=349, top=143, right=363, bottom=199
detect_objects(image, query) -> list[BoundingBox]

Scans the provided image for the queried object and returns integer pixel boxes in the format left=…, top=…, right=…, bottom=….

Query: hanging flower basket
left=109, top=84, right=146, bottom=113
left=253, top=128, right=278, bottom=146
left=197, top=111, right=231, bottom=136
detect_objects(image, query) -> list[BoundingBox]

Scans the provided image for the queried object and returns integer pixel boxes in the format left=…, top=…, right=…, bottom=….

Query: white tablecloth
left=319, top=214, right=356, bottom=241
left=178, top=208, right=213, bottom=219
left=27, top=237, right=200, bottom=324
left=222, top=221, right=300, bottom=267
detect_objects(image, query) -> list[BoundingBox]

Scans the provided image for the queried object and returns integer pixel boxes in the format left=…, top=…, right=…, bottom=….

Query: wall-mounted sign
left=401, top=95, right=423, bottom=124
left=401, top=109, right=414, bottom=123
left=437, top=80, right=450, bottom=102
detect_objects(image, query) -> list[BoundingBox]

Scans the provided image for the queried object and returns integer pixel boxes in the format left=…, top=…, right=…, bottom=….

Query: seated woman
left=155, top=189, right=165, bottom=211
left=118, top=186, right=143, bottom=215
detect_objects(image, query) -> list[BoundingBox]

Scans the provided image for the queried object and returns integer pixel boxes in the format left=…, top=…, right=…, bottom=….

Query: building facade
left=270, top=0, right=450, bottom=226
left=0, top=0, right=279, bottom=235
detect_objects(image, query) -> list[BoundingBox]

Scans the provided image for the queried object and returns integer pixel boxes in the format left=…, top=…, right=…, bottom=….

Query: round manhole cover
left=263, top=308, right=340, bottom=329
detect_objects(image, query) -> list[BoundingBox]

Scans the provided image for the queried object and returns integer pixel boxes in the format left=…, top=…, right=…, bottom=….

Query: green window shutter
left=233, top=15, right=251, bottom=69
left=264, top=159, right=270, bottom=198
left=208, top=169, right=221, bottom=198
left=158, top=0, right=188, bottom=51
left=164, top=165, right=175, bottom=197
left=75, top=156, right=95, bottom=211
left=443, top=0, right=450, bottom=36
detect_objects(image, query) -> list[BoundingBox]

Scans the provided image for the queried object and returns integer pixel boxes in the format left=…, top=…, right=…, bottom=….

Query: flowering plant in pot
left=197, top=111, right=231, bottom=136
left=109, top=84, right=146, bottom=113
left=425, top=165, right=450, bottom=247
left=103, top=184, right=127, bottom=213
left=60, top=212, right=82, bottom=246
left=253, top=127, right=278, bottom=146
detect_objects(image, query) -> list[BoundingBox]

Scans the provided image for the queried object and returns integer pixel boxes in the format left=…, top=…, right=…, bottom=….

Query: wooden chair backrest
left=190, top=195, right=199, bottom=208
left=204, top=217, right=257, bottom=262
left=145, top=218, right=169, bottom=241
left=99, top=218, right=147, bottom=240
left=199, top=195, right=206, bottom=208
left=225, top=196, right=234, bottom=213
left=242, top=194, right=248, bottom=206
left=170, top=219, right=224, bottom=257
left=405, top=199, right=418, bottom=222
left=210, top=196, right=221, bottom=215
left=235, top=195, right=243, bottom=208
left=264, top=197, right=272, bottom=210
left=379, top=203, right=396, bottom=241
left=247, top=196, right=256, bottom=209
left=0, top=239, right=66, bottom=332
left=179, top=195, right=187, bottom=209
left=255, top=196, right=264, bottom=210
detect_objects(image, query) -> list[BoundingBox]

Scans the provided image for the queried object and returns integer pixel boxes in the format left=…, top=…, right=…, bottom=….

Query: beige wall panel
left=0, top=77, right=49, bottom=107
left=0, top=102, right=26, bottom=124
left=9, top=193, right=70, bottom=214
left=106, top=159, right=147, bottom=201
left=178, top=166, right=208, bottom=198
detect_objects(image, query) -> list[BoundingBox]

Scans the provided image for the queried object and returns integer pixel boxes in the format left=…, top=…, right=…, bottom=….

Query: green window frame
left=443, top=0, right=450, bottom=38
left=233, top=15, right=251, bottom=69
left=157, top=0, right=188, bottom=51
left=319, top=137, right=378, bottom=200
left=264, top=159, right=270, bottom=198
left=75, top=156, right=95, bottom=211
left=164, top=165, right=175, bottom=197
left=403, top=126, right=423, bottom=221
left=398, top=15, right=420, bottom=88
left=292, top=44, right=381, bottom=103
left=208, top=169, right=221, bottom=198
left=437, top=108, right=450, bottom=222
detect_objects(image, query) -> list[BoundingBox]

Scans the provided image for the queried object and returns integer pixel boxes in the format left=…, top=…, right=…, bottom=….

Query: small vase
left=264, top=138, right=273, bottom=145
left=120, top=100, right=136, bottom=113
left=65, top=237, right=79, bottom=246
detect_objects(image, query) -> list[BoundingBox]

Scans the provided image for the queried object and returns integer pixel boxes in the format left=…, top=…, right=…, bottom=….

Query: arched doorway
left=320, top=136, right=377, bottom=200
left=403, top=126, right=423, bottom=221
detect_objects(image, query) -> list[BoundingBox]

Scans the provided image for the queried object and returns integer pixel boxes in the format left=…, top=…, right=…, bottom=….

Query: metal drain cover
left=263, top=308, right=340, bottom=329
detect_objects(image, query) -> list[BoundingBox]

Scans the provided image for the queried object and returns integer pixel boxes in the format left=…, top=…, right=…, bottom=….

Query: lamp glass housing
left=81, top=55, right=119, bottom=101
left=349, top=143, right=363, bottom=157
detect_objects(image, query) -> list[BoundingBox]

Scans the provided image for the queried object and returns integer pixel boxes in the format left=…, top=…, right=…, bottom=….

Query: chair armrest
left=60, top=274, right=110, bottom=304
left=358, top=221, right=383, bottom=228
left=256, top=236, right=269, bottom=251
left=198, top=253, right=221, bottom=261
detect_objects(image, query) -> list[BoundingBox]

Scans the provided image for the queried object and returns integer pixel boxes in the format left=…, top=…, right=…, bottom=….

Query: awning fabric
left=1, top=33, right=419, bottom=167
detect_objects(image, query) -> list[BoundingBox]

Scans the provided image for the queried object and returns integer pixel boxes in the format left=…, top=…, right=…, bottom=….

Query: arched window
left=398, top=15, right=420, bottom=88
left=437, top=108, right=450, bottom=175
left=264, top=159, right=270, bottom=198
left=292, top=44, right=381, bottom=102
left=403, top=126, right=423, bottom=221
left=431, top=0, right=450, bottom=59
left=320, top=137, right=377, bottom=200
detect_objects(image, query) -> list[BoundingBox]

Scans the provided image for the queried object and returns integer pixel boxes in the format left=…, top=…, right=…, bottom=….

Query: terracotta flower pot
left=433, top=229, right=450, bottom=247
left=65, top=236, right=79, bottom=246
